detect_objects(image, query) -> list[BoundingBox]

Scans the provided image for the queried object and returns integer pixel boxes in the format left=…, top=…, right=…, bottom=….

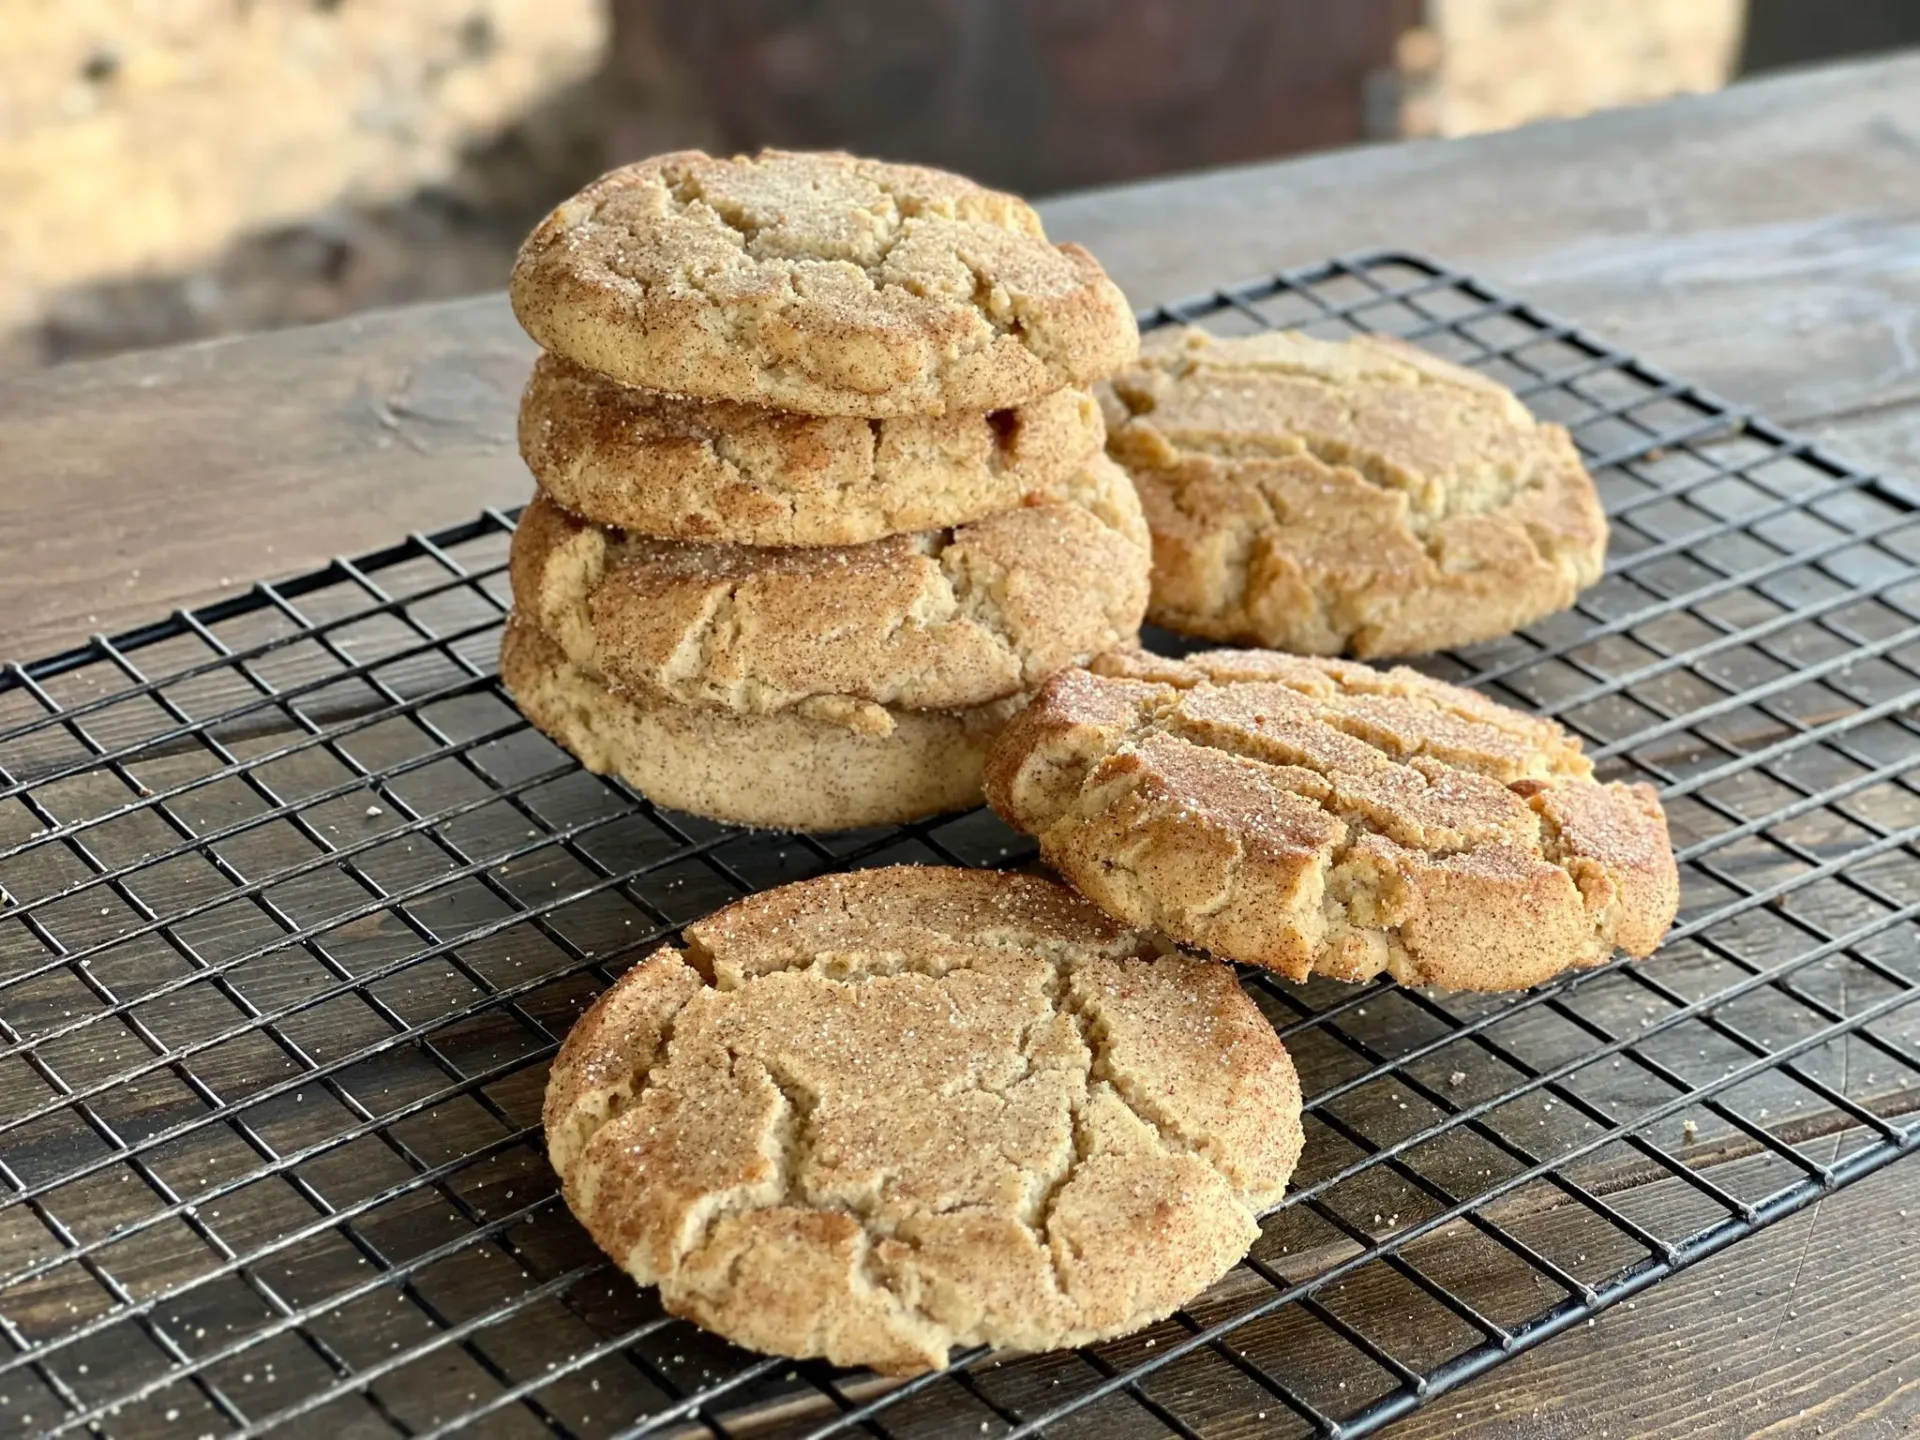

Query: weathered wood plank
left=3, top=53, right=1920, bottom=662
left=1810, top=398, right=1920, bottom=486
left=3, top=48, right=1920, bottom=1440
left=1385, top=1143, right=1920, bottom=1439
left=1043, top=52, right=1920, bottom=412
left=0, top=301, right=535, bottom=665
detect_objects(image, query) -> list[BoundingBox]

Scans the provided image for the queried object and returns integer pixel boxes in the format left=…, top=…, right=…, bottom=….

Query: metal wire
left=3, top=251, right=1917, bottom=1440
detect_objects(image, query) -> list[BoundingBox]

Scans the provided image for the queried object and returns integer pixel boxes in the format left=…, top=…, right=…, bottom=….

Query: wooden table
left=3, top=49, right=1919, bottom=1437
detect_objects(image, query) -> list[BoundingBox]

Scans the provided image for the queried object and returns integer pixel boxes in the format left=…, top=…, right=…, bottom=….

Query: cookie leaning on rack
left=985, top=647, right=1678, bottom=991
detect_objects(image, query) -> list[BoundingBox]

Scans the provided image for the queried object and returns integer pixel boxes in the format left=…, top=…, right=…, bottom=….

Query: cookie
left=1103, top=327, right=1608, bottom=657
left=985, top=648, right=1677, bottom=991
left=544, top=866, right=1304, bottom=1373
left=520, top=354, right=1108, bottom=545
left=508, top=458, right=1150, bottom=735
left=510, top=149, right=1139, bottom=417
left=501, top=617, right=1013, bottom=831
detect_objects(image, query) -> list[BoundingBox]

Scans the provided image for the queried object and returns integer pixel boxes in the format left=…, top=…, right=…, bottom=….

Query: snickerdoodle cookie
left=544, top=866, right=1303, bottom=1373
left=985, top=649, right=1676, bottom=991
left=508, top=459, right=1149, bottom=735
left=1103, top=327, right=1608, bottom=657
left=519, top=353, right=1107, bottom=544
left=501, top=618, right=1014, bottom=830
left=510, top=150, right=1138, bottom=417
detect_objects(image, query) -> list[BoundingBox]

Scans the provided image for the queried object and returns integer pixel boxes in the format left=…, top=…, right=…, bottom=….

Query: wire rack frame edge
left=1, top=249, right=1918, bottom=1440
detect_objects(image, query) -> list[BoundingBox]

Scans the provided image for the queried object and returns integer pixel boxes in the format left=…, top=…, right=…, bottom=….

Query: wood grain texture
left=0, top=301, right=536, bottom=661
left=1386, top=1147, right=1920, bottom=1440
left=1041, top=51, right=1920, bottom=443
left=5, top=611, right=1915, bottom=1438
left=2, top=49, right=1920, bottom=1439
left=3, top=51, right=1919, bottom=663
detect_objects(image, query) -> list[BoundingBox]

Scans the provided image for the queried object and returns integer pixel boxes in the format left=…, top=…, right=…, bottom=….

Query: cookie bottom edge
left=501, top=615, right=1013, bottom=831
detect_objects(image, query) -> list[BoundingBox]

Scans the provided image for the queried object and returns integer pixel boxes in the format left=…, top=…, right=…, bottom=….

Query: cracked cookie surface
left=509, top=458, right=1150, bottom=733
left=520, top=354, right=1108, bottom=545
left=984, top=649, right=1677, bottom=991
left=544, top=866, right=1303, bottom=1374
left=510, top=149, right=1139, bottom=417
left=501, top=617, right=1014, bottom=830
left=1103, top=328, right=1609, bottom=657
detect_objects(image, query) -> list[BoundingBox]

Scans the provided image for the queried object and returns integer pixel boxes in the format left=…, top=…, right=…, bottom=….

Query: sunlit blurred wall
left=0, top=0, right=1772, bottom=372
left=1400, top=0, right=1746, bottom=137
left=0, top=0, right=604, bottom=354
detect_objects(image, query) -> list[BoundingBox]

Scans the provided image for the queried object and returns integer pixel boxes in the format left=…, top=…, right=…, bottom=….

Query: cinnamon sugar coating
left=520, top=354, right=1107, bottom=544
left=511, top=150, right=1138, bottom=417
left=543, top=868, right=1303, bottom=1373
left=508, top=459, right=1149, bottom=734
left=1102, top=328, right=1608, bottom=657
left=985, top=649, right=1677, bottom=991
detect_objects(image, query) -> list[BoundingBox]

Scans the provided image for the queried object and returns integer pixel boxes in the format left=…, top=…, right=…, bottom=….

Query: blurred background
left=2, top=0, right=1916, bottom=375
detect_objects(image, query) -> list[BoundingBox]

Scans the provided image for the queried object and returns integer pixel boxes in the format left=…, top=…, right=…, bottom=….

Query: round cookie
left=984, top=648, right=1677, bottom=992
left=501, top=617, right=1013, bottom=831
left=543, top=866, right=1304, bottom=1373
left=509, top=457, right=1150, bottom=735
left=510, top=149, right=1139, bottom=417
left=520, top=354, right=1108, bottom=545
left=1103, top=327, right=1609, bottom=658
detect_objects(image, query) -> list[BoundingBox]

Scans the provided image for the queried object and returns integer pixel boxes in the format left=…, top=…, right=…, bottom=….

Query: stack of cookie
left=498, top=149, right=1151, bottom=831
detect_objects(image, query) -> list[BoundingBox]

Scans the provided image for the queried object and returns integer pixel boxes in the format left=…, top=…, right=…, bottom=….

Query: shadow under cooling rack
left=3, top=251, right=1920, bottom=1439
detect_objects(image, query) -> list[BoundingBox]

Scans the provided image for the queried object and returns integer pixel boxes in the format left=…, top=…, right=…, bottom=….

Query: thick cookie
left=501, top=617, right=1012, bottom=831
left=543, top=867, right=1304, bottom=1373
left=984, top=648, right=1677, bottom=991
left=1104, top=328, right=1609, bottom=657
left=510, top=149, right=1139, bottom=417
left=508, top=459, right=1150, bottom=734
left=520, top=355, right=1108, bottom=545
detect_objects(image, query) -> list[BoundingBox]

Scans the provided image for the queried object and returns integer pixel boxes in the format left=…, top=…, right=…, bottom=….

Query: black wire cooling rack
left=4, top=251, right=1920, bottom=1440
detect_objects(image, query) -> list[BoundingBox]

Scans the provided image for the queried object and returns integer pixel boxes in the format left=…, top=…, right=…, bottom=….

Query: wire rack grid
left=2, top=251, right=1919, bottom=1440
